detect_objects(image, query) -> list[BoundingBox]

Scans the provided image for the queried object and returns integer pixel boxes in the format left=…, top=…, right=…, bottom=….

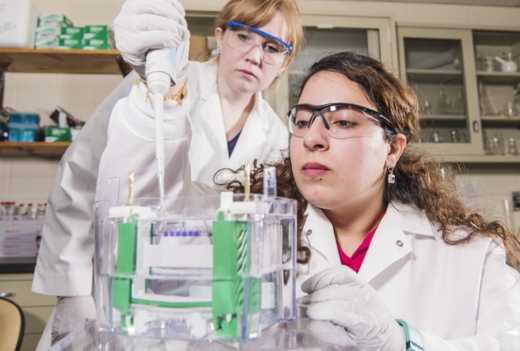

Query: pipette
left=144, top=48, right=178, bottom=207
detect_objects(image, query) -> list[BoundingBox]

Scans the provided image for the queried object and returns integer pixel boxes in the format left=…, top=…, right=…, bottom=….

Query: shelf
left=0, top=48, right=131, bottom=75
left=441, top=154, right=520, bottom=164
left=0, top=142, right=70, bottom=157
left=421, top=114, right=466, bottom=120
left=476, top=71, right=520, bottom=85
left=407, top=69, right=463, bottom=84
left=481, top=116, right=520, bottom=127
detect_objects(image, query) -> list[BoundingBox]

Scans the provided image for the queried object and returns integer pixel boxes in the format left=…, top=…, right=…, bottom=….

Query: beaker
left=502, top=102, right=517, bottom=119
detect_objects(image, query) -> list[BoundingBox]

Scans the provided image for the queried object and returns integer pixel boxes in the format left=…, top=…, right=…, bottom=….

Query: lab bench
left=49, top=318, right=360, bottom=351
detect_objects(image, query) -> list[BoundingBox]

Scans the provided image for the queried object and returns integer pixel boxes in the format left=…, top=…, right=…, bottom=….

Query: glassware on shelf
left=450, top=130, right=459, bottom=143
left=502, top=102, right=517, bottom=119
left=483, top=131, right=492, bottom=155
left=431, top=130, right=443, bottom=143
left=495, top=52, right=517, bottom=73
left=491, top=133, right=505, bottom=155
left=422, top=99, right=432, bottom=115
left=453, top=89, right=465, bottom=115
left=507, top=137, right=518, bottom=155
left=436, top=88, right=449, bottom=115
left=478, top=82, right=495, bottom=116
left=484, top=55, right=494, bottom=72
left=513, top=83, right=520, bottom=115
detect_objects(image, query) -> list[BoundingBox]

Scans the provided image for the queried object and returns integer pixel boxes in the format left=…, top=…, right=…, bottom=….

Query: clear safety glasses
left=287, top=102, right=399, bottom=139
left=223, top=21, right=292, bottom=66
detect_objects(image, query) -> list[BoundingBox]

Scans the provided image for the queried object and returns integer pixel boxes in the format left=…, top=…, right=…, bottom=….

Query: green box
left=38, top=14, right=73, bottom=27
left=35, top=26, right=62, bottom=35
left=45, top=126, right=72, bottom=142
left=34, top=37, right=59, bottom=49
left=84, top=25, right=109, bottom=35
left=58, top=38, right=83, bottom=50
left=59, top=32, right=83, bottom=41
left=61, top=27, right=84, bottom=37
left=83, top=37, right=111, bottom=50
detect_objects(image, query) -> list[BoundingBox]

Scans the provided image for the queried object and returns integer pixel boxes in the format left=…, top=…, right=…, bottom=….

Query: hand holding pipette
left=114, top=0, right=190, bottom=80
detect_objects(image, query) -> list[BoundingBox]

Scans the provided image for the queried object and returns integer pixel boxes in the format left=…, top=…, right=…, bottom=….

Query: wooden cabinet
left=398, top=25, right=520, bottom=163
left=0, top=274, right=56, bottom=351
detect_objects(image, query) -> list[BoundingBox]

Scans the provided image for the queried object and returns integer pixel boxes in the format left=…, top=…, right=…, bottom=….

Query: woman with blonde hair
left=33, top=0, right=304, bottom=348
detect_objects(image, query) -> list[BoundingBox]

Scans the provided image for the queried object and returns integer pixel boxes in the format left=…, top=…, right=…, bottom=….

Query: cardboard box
left=45, top=126, right=72, bottom=142
left=38, top=14, right=73, bottom=27
left=9, top=112, right=40, bottom=124
left=8, top=123, right=39, bottom=142
left=0, top=0, right=40, bottom=48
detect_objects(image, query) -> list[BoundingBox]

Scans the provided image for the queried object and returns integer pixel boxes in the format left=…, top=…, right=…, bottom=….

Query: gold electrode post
left=244, top=164, right=251, bottom=201
left=127, top=171, right=135, bottom=206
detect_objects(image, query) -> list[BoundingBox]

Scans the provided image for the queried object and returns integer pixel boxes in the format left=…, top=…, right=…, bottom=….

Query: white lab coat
left=33, top=59, right=288, bottom=297
left=297, top=203, right=520, bottom=350
left=32, top=71, right=138, bottom=297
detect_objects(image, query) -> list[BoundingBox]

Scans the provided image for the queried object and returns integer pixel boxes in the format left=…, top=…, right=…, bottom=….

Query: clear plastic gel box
left=94, top=192, right=297, bottom=342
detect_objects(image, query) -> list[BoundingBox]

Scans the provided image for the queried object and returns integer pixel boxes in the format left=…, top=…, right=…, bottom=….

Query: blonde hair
left=215, top=0, right=303, bottom=64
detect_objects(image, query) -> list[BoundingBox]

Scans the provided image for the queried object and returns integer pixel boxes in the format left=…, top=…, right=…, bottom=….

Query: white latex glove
left=51, top=295, right=96, bottom=345
left=300, top=266, right=406, bottom=351
left=113, top=0, right=190, bottom=80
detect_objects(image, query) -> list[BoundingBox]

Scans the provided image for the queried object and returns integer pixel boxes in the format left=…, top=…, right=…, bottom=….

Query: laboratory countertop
left=50, top=318, right=360, bottom=351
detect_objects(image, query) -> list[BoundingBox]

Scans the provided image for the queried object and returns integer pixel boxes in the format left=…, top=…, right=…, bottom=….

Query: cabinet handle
left=473, top=121, right=480, bottom=133
left=0, top=292, right=16, bottom=298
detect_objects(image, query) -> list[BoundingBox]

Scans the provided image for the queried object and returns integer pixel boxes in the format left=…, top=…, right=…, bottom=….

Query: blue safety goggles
left=224, top=21, right=293, bottom=54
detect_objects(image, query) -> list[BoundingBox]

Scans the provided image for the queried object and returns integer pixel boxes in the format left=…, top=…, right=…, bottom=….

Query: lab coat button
left=396, top=240, right=404, bottom=247
left=306, top=229, right=312, bottom=236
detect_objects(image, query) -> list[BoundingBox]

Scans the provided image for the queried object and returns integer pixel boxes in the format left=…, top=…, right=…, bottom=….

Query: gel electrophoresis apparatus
left=94, top=180, right=297, bottom=342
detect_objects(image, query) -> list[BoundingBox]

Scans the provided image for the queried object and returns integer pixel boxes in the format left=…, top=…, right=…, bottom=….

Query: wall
left=1, top=0, right=520, bottom=229
left=0, top=0, right=125, bottom=204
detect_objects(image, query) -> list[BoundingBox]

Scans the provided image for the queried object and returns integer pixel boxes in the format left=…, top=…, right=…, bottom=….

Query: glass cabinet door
left=398, top=27, right=482, bottom=156
left=265, top=15, right=396, bottom=117
left=474, top=30, right=520, bottom=159
left=185, top=13, right=397, bottom=124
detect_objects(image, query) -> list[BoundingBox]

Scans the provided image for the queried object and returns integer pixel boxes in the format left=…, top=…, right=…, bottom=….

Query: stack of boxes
left=34, top=14, right=112, bottom=50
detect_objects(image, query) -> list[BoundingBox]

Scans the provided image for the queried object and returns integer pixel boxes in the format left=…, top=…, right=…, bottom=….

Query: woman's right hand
left=113, top=0, right=190, bottom=80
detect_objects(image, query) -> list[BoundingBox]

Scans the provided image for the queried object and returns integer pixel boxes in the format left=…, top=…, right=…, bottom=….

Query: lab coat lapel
left=304, top=205, right=342, bottom=267
left=358, top=203, right=434, bottom=283
left=230, top=94, right=268, bottom=163
left=195, top=62, right=228, bottom=166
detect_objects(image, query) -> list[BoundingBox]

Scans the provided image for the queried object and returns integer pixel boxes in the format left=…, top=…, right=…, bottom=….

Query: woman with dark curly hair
left=218, top=51, right=520, bottom=350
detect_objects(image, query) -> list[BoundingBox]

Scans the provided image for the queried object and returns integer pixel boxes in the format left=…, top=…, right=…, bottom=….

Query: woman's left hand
left=300, top=266, right=406, bottom=351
